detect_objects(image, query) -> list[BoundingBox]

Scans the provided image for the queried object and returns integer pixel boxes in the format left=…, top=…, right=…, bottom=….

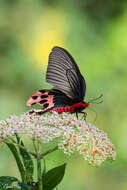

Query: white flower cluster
left=0, top=111, right=116, bottom=166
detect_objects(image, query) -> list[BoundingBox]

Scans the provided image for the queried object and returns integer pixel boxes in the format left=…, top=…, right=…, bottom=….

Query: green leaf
left=17, top=182, right=31, bottom=190
left=0, top=176, right=32, bottom=190
left=0, top=176, right=18, bottom=190
left=6, top=143, right=26, bottom=182
left=43, top=163, right=66, bottom=190
left=16, top=134, right=34, bottom=183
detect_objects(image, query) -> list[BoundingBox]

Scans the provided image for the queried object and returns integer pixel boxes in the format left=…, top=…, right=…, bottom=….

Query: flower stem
left=43, top=158, right=46, bottom=175
left=33, top=138, right=43, bottom=189
left=42, top=158, right=46, bottom=179
left=33, top=138, right=38, bottom=154
left=41, top=145, right=58, bottom=158
left=37, top=155, right=43, bottom=190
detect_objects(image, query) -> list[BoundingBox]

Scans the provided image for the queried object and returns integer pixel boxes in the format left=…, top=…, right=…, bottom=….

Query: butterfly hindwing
left=49, top=89, right=73, bottom=107
left=46, top=46, right=86, bottom=101
left=26, top=90, right=54, bottom=113
left=26, top=89, right=73, bottom=114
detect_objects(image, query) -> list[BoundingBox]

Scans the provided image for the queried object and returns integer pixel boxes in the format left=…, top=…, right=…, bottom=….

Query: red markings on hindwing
left=26, top=91, right=89, bottom=114
left=26, top=90, right=54, bottom=113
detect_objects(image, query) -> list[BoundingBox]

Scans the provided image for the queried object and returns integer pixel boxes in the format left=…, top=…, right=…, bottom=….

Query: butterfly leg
left=80, top=111, right=87, bottom=121
left=76, top=112, right=78, bottom=119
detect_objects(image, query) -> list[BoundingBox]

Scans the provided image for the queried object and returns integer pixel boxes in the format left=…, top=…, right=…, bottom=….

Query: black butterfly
left=26, top=46, right=102, bottom=118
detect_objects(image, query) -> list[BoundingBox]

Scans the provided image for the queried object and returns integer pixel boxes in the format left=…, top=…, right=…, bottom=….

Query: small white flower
left=0, top=112, right=116, bottom=166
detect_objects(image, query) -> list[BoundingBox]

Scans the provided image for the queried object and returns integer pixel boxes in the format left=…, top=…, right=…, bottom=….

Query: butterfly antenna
left=88, top=107, right=98, bottom=124
left=88, top=94, right=103, bottom=104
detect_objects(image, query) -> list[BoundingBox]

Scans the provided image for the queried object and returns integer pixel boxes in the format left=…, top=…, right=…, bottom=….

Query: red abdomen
left=51, top=102, right=89, bottom=113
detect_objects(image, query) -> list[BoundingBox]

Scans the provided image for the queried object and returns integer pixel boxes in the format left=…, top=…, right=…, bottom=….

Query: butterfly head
left=84, top=102, right=90, bottom=108
left=78, top=102, right=90, bottom=112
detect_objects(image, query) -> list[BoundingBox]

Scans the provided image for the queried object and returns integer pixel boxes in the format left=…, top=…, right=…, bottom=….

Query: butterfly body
left=26, top=47, right=89, bottom=116
left=52, top=102, right=89, bottom=114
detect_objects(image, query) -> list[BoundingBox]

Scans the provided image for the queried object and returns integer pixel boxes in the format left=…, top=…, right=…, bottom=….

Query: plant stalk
left=41, top=145, right=58, bottom=158
left=37, top=155, right=43, bottom=190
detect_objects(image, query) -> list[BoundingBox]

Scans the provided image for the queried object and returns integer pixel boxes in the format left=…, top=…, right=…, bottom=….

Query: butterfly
left=26, top=46, right=102, bottom=118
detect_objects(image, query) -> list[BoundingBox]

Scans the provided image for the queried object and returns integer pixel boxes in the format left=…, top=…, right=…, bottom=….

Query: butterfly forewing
left=46, top=47, right=86, bottom=101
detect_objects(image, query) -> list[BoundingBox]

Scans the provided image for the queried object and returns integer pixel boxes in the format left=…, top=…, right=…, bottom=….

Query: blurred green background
left=0, top=0, right=127, bottom=189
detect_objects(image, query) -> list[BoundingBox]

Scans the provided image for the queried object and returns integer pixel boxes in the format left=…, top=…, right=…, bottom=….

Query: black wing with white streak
left=46, top=46, right=86, bottom=101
